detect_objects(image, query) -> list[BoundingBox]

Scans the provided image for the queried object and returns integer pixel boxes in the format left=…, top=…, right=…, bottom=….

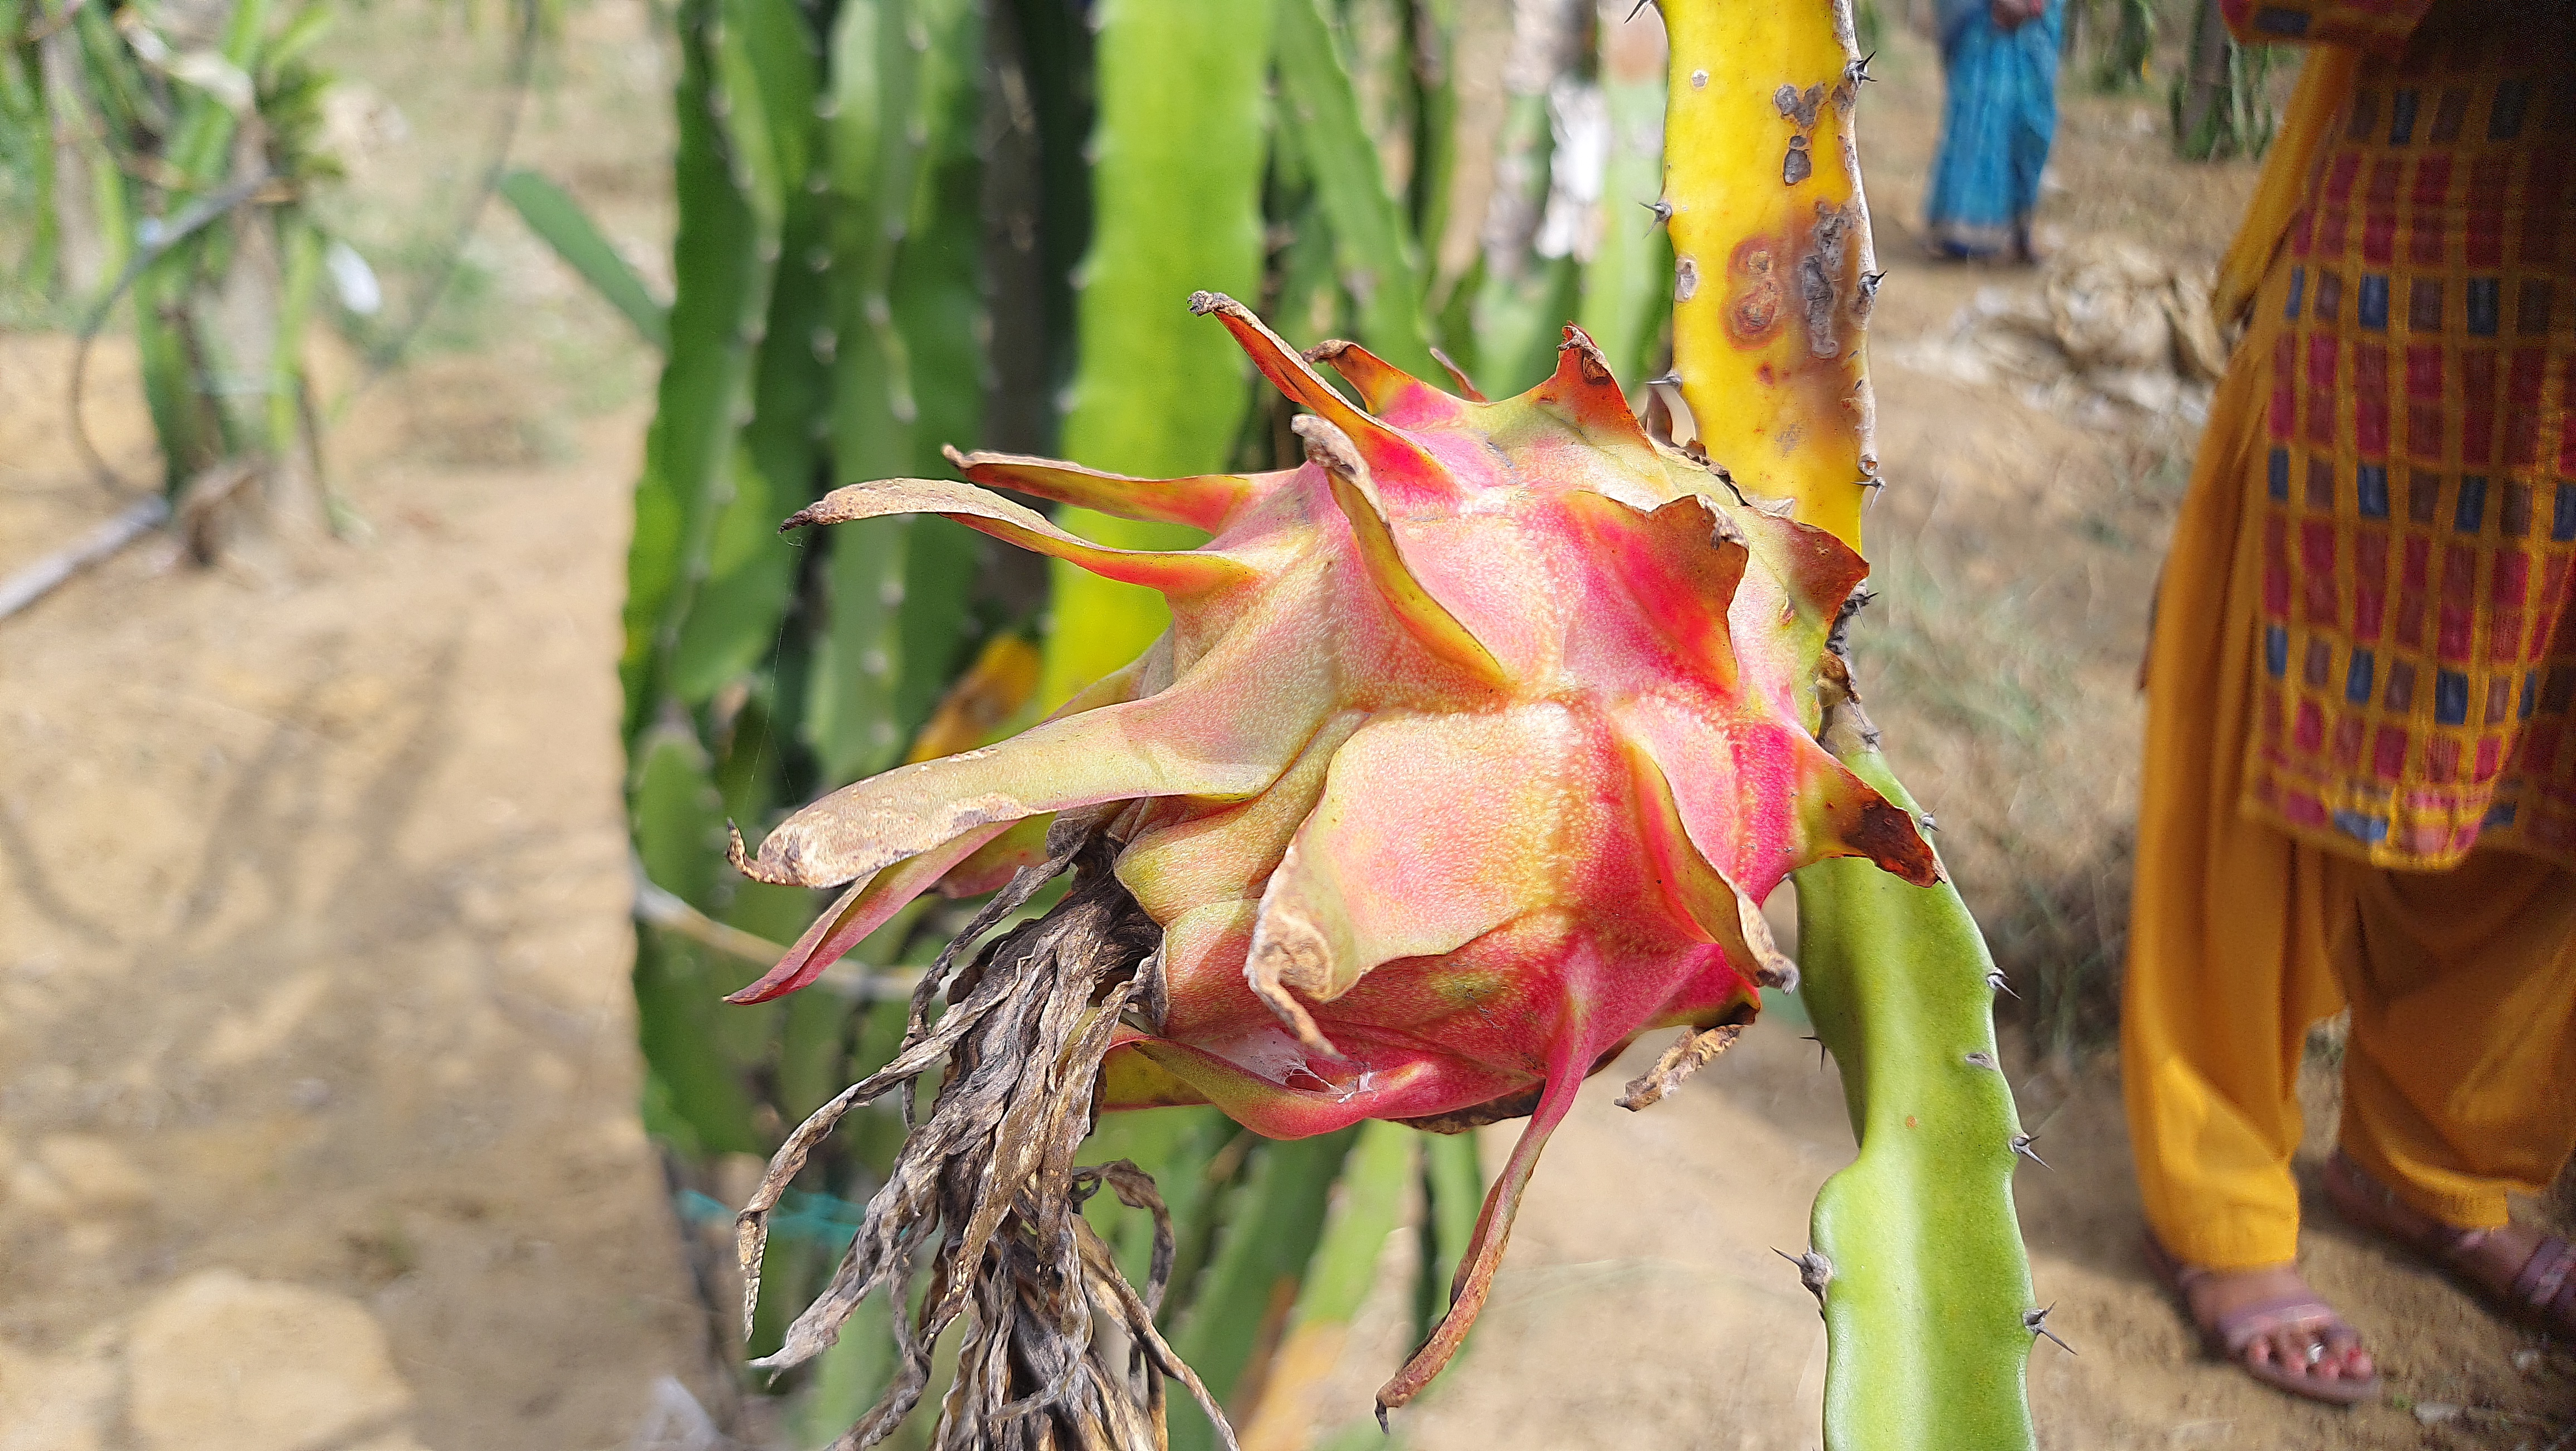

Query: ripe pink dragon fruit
left=727, top=291, right=1938, bottom=1399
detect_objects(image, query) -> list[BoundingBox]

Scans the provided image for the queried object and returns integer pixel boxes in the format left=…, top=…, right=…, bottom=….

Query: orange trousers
left=2123, top=279, right=2576, bottom=1269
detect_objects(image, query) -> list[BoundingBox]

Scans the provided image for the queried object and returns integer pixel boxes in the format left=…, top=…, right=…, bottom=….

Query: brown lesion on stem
left=1816, top=586, right=1881, bottom=761
left=1814, top=588, right=1945, bottom=885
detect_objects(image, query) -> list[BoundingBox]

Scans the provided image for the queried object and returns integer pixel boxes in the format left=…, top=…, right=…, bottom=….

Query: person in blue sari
left=1924, top=0, right=2065, bottom=262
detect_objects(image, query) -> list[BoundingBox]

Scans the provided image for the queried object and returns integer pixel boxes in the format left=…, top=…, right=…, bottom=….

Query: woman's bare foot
left=2326, top=1152, right=2576, bottom=1333
left=2143, top=1234, right=2382, bottom=1404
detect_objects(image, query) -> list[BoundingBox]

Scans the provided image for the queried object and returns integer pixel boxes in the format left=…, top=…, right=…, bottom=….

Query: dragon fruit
left=726, top=290, right=1940, bottom=1413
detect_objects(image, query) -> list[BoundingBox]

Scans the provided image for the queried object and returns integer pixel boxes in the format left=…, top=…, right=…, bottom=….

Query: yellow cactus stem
left=1659, top=0, right=1879, bottom=552
left=1655, top=3, right=2043, bottom=1446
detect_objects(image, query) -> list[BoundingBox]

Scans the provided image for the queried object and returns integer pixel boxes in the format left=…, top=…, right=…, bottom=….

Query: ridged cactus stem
left=1660, top=2, right=2040, bottom=1445
left=1037, top=0, right=1277, bottom=709
left=1797, top=696, right=2041, bottom=1451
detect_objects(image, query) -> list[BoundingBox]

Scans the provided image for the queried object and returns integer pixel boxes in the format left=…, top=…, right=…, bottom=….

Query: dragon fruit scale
left=726, top=290, right=1939, bottom=1404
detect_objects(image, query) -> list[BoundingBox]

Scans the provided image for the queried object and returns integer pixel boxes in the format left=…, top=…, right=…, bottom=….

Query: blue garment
left=1924, top=0, right=2065, bottom=256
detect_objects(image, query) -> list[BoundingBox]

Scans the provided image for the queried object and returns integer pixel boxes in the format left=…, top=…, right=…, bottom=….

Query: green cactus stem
left=1658, top=0, right=2043, bottom=1444
left=1796, top=691, right=2042, bottom=1451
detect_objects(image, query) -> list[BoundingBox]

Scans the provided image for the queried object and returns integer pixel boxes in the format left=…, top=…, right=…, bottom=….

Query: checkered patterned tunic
left=2226, top=0, right=2576, bottom=867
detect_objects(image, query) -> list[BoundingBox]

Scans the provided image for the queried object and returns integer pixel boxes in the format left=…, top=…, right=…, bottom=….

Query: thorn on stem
left=1803, top=1033, right=1827, bottom=1070
left=1624, top=0, right=1657, bottom=18
left=1852, top=50, right=1879, bottom=84
left=1964, top=1050, right=1999, bottom=1072
left=1917, top=811, right=1938, bottom=832
left=2026, top=1304, right=2076, bottom=1354
left=2011, top=1132, right=2049, bottom=1168
left=1642, top=199, right=1674, bottom=230
left=1773, top=1247, right=1833, bottom=1303
left=1376, top=1402, right=1392, bottom=1433
left=1986, top=968, right=2018, bottom=999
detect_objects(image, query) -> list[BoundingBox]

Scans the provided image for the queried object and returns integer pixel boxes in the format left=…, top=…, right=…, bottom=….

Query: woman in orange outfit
left=2124, top=0, right=2575, bottom=1406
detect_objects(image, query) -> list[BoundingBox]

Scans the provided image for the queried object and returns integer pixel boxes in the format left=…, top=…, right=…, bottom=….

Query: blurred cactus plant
left=5, top=0, right=349, bottom=528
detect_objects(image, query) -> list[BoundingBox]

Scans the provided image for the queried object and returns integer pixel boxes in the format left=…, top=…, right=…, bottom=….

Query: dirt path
left=2, top=12, right=2569, bottom=1451
left=1335, top=1023, right=2572, bottom=1451
left=0, top=353, right=723, bottom=1449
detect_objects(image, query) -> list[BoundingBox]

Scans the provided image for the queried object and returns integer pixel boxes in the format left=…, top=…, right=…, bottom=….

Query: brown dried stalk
left=734, top=818, right=1236, bottom=1451
left=1614, top=1021, right=1746, bottom=1110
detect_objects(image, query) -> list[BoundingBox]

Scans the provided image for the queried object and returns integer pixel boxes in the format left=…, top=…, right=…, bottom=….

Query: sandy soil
left=1, top=8, right=2568, bottom=1451
left=0, top=311, right=741, bottom=1446
left=0, top=361, right=725, bottom=1451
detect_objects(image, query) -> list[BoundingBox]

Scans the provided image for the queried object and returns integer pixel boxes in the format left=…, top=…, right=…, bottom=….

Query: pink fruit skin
left=725, top=293, right=1937, bottom=1403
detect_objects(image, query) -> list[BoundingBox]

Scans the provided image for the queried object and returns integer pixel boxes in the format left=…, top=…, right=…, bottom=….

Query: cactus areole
left=728, top=293, right=1939, bottom=1417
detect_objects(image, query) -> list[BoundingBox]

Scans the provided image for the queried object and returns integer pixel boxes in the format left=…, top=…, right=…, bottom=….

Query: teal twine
left=676, top=1188, right=868, bottom=1252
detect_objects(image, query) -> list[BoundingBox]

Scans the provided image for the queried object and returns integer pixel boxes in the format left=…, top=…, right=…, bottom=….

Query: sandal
left=2142, top=1233, right=2384, bottom=1406
left=2325, top=1151, right=2576, bottom=1335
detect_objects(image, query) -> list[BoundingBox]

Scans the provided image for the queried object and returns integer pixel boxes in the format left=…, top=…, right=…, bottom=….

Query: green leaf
left=803, top=0, right=929, bottom=783
left=621, top=0, right=777, bottom=734
left=1289, top=1119, right=1414, bottom=1326
left=1274, top=0, right=1436, bottom=376
left=1269, top=192, right=1341, bottom=346
left=163, top=0, right=270, bottom=186
left=1454, top=8, right=1573, bottom=397
left=1578, top=20, right=1674, bottom=386
left=630, top=724, right=763, bottom=1156
left=893, top=0, right=990, bottom=478
left=799, top=1301, right=906, bottom=1449
left=1263, top=1121, right=1419, bottom=1449
left=632, top=720, right=725, bottom=909
left=499, top=168, right=671, bottom=349
left=1079, top=1106, right=1238, bottom=1301
left=1471, top=255, right=1580, bottom=398
left=711, top=0, right=820, bottom=229
left=1169, top=1128, right=1358, bottom=1451
left=623, top=0, right=815, bottom=720
left=668, top=440, right=796, bottom=703
left=669, top=178, right=838, bottom=709
left=633, top=931, right=765, bottom=1157
left=262, top=215, right=323, bottom=460
left=997, top=0, right=1094, bottom=406
left=804, top=512, right=909, bottom=783
left=1414, top=1129, right=1482, bottom=1350
left=1404, top=0, right=1461, bottom=290
left=263, top=2, right=334, bottom=76
left=883, top=0, right=993, bottom=741
left=1038, top=0, right=1276, bottom=710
